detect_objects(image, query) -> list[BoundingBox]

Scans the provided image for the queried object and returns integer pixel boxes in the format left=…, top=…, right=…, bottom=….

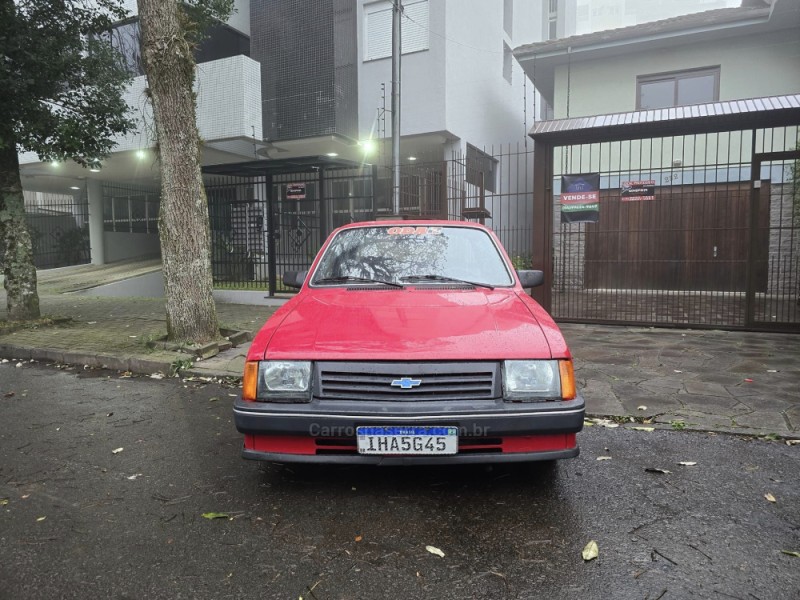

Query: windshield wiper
left=314, top=276, right=404, bottom=288
left=400, top=274, right=495, bottom=290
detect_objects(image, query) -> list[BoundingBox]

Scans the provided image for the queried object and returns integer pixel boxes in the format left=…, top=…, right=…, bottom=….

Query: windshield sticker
left=387, top=226, right=443, bottom=235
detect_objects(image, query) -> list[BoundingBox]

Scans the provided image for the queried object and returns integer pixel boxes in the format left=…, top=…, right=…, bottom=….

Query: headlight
left=257, top=361, right=312, bottom=401
left=503, top=360, right=561, bottom=401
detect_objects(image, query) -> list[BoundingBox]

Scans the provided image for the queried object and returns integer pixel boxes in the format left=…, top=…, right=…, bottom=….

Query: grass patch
left=0, top=316, right=72, bottom=335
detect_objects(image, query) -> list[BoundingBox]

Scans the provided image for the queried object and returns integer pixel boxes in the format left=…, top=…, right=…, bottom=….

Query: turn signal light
left=242, top=361, right=259, bottom=401
left=559, top=360, right=576, bottom=400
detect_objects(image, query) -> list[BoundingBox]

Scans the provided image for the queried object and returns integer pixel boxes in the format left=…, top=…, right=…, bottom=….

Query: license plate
left=356, top=426, right=458, bottom=455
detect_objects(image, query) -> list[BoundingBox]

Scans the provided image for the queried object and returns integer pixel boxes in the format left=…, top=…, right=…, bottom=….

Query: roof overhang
left=513, top=1, right=799, bottom=102
left=530, top=94, right=800, bottom=145
left=202, top=156, right=368, bottom=177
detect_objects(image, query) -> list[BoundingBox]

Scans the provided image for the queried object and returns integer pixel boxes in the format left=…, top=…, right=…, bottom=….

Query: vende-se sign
left=286, top=183, right=306, bottom=200
left=621, top=180, right=655, bottom=202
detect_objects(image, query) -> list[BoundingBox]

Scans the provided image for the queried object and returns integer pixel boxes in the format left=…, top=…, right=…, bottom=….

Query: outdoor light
left=408, top=156, right=417, bottom=161
left=89, top=159, right=101, bottom=172
left=326, top=152, right=338, bottom=157
left=136, top=150, right=146, bottom=159
left=51, top=161, right=59, bottom=167
left=359, top=139, right=376, bottom=154
left=69, top=186, right=80, bottom=190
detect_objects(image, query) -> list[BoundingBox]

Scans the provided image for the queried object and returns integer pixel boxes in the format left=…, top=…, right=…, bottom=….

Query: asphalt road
left=1, top=362, right=798, bottom=600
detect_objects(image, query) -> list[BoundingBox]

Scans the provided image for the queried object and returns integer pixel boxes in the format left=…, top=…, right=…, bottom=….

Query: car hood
left=256, top=289, right=554, bottom=361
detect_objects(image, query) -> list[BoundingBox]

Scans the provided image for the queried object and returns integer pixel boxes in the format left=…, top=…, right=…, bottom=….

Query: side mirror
left=516, top=270, right=544, bottom=288
left=282, top=270, right=308, bottom=289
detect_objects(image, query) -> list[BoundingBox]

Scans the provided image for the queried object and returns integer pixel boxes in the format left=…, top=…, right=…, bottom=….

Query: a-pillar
left=86, top=179, right=105, bottom=265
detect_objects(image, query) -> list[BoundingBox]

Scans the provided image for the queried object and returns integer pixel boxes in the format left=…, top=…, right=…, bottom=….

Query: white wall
left=103, top=231, right=161, bottom=263
left=443, top=0, right=534, bottom=152
left=357, top=0, right=447, bottom=140
left=550, top=29, right=800, bottom=118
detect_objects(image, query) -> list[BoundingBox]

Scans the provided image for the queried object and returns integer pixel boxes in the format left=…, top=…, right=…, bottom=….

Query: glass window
left=364, top=0, right=429, bottom=61
left=637, top=67, right=719, bottom=110
left=311, top=226, right=514, bottom=287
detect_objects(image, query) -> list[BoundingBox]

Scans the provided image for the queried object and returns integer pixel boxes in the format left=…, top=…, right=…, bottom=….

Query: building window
left=548, top=0, right=558, bottom=40
left=503, top=0, right=513, bottom=36
left=637, top=67, right=720, bottom=110
left=503, top=42, right=512, bottom=84
left=103, top=194, right=159, bottom=233
left=104, top=19, right=249, bottom=77
left=364, top=0, right=429, bottom=61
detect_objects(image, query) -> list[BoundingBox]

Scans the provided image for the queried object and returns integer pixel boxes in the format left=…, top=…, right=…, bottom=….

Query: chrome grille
left=316, top=362, right=500, bottom=401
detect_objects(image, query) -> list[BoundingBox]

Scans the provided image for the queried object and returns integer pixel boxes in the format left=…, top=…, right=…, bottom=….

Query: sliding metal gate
left=539, top=126, right=799, bottom=331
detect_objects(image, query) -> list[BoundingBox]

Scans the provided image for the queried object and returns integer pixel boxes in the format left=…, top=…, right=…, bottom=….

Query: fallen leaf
left=127, top=474, right=143, bottom=481
left=765, top=493, right=776, bottom=503
left=678, top=462, right=697, bottom=466
left=426, top=545, right=445, bottom=558
left=767, top=369, right=778, bottom=373
left=3, top=392, right=14, bottom=398
left=150, top=373, right=164, bottom=380
left=590, top=418, right=619, bottom=429
left=209, top=397, right=218, bottom=402
left=0, top=498, right=8, bottom=506
left=596, top=456, right=612, bottom=461
left=354, top=535, right=363, bottom=542
left=631, top=426, right=655, bottom=432
left=111, top=447, right=124, bottom=454
left=87, top=321, right=97, bottom=325
left=781, top=550, right=800, bottom=558
left=202, top=512, right=230, bottom=520
left=744, top=378, right=753, bottom=383
left=637, top=405, right=647, bottom=411
left=582, top=540, right=599, bottom=561
left=21, top=494, right=29, bottom=499
left=673, top=370, right=682, bottom=373
left=15, top=363, right=22, bottom=368
left=786, top=440, right=800, bottom=446
left=36, top=516, right=46, bottom=522
left=645, top=468, right=671, bottom=475
left=583, top=420, right=594, bottom=427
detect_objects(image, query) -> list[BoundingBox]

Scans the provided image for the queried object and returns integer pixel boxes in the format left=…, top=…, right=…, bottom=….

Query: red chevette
left=234, top=221, right=584, bottom=465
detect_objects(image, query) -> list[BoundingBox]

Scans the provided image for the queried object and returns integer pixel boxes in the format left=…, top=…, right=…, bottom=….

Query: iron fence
left=549, top=126, right=799, bottom=330
left=22, top=190, right=90, bottom=269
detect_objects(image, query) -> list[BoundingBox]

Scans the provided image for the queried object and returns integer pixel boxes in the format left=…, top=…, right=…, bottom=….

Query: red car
left=234, top=221, right=584, bottom=465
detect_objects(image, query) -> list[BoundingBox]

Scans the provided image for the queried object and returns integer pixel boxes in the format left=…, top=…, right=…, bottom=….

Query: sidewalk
left=1, top=263, right=798, bottom=438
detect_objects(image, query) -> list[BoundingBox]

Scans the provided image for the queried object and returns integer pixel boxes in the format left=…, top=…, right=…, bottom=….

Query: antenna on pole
left=391, top=0, right=402, bottom=215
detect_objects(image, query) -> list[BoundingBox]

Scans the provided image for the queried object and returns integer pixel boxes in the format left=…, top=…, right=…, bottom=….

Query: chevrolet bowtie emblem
left=391, top=377, right=422, bottom=389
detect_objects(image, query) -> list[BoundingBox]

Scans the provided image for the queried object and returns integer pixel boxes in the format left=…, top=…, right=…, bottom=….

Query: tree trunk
left=0, top=132, right=40, bottom=321
left=138, top=0, right=219, bottom=343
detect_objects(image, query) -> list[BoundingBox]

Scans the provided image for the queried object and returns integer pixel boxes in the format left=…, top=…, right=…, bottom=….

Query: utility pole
left=391, top=0, right=402, bottom=215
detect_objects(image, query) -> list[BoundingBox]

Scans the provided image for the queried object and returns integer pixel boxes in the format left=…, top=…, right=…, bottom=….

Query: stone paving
left=1, top=263, right=798, bottom=439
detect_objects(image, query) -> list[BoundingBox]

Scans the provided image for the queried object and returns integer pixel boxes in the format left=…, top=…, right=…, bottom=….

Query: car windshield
left=311, top=225, right=514, bottom=287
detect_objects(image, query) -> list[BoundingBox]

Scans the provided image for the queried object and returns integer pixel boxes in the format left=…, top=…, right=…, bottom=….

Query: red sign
left=621, top=180, right=655, bottom=202
left=286, top=183, right=306, bottom=200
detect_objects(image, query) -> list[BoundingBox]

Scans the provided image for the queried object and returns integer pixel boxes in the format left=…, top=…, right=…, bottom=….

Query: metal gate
left=204, top=144, right=535, bottom=294
left=533, top=121, right=800, bottom=332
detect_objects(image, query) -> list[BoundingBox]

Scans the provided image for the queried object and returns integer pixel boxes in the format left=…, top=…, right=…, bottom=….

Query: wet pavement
left=0, top=364, right=798, bottom=599
left=2, top=261, right=799, bottom=438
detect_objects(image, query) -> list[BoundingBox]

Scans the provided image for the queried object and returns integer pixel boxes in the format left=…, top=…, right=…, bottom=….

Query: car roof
left=334, top=220, right=492, bottom=233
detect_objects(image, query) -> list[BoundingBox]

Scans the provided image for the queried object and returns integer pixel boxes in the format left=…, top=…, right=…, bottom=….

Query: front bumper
left=233, top=395, right=585, bottom=464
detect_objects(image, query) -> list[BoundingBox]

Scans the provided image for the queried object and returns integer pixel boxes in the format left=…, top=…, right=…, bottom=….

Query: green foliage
left=510, top=255, right=532, bottom=270
left=670, top=419, right=686, bottom=430
left=182, top=0, right=236, bottom=44
left=0, top=0, right=136, bottom=164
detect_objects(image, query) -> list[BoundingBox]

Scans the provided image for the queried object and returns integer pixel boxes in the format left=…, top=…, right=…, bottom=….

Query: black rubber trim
left=241, top=446, right=579, bottom=465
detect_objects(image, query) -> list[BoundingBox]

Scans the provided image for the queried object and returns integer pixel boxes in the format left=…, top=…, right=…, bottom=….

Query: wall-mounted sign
left=560, top=173, right=600, bottom=223
left=621, top=180, right=656, bottom=202
left=286, top=183, right=306, bottom=200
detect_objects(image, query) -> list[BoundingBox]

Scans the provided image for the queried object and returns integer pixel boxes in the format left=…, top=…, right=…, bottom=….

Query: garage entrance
left=531, top=95, right=800, bottom=332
